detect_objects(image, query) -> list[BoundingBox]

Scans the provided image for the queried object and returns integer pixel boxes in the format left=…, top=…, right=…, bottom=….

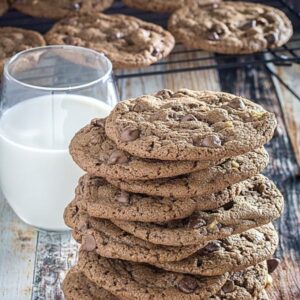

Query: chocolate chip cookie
left=62, top=268, right=118, bottom=300
left=70, top=118, right=227, bottom=181
left=168, top=1, right=293, bottom=54
left=112, top=175, right=284, bottom=246
left=105, top=89, right=277, bottom=161
left=107, top=148, right=269, bottom=198
left=0, top=0, right=8, bottom=16
left=123, top=0, right=220, bottom=13
left=45, top=13, right=175, bottom=69
left=78, top=251, right=228, bottom=300
left=11, top=0, right=113, bottom=19
left=0, top=27, right=46, bottom=73
left=154, top=224, right=278, bottom=276
left=64, top=203, right=205, bottom=263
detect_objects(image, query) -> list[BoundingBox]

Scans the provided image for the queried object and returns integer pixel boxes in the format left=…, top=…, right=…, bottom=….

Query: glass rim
left=3, top=45, right=113, bottom=92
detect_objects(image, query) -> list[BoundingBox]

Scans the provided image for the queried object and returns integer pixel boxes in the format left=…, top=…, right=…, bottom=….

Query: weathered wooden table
left=1, top=1, right=300, bottom=299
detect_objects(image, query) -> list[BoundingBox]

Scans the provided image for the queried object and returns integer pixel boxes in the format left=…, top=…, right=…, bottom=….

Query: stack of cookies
left=63, top=89, right=283, bottom=300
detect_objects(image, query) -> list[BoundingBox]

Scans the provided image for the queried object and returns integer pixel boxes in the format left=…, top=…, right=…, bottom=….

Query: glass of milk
left=0, top=45, right=118, bottom=231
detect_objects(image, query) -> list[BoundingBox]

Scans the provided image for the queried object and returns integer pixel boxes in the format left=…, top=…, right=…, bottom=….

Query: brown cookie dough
left=123, top=0, right=220, bottom=13
left=0, top=0, right=8, bottom=16
left=154, top=224, right=278, bottom=276
left=168, top=1, right=293, bottom=54
left=11, top=0, right=113, bottom=19
left=112, top=175, right=284, bottom=246
left=105, top=89, right=277, bottom=161
left=70, top=118, right=227, bottom=181
left=0, top=27, right=46, bottom=73
left=62, top=268, right=118, bottom=300
left=107, top=148, right=269, bottom=198
left=64, top=203, right=206, bottom=264
left=78, top=251, right=228, bottom=300
left=45, top=13, right=175, bottom=69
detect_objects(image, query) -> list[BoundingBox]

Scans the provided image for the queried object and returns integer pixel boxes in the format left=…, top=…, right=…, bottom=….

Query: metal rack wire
left=1, top=0, right=300, bottom=99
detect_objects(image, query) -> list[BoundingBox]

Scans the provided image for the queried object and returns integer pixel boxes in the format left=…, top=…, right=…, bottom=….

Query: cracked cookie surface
left=105, top=89, right=276, bottom=161
left=168, top=1, right=293, bottom=54
left=112, top=175, right=284, bottom=246
left=45, top=13, right=175, bottom=69
left=11, top=0, right=113, bottom=19
left=107, top=148, right=269, bottom=198
left=0, top=27, right=46, bottom=73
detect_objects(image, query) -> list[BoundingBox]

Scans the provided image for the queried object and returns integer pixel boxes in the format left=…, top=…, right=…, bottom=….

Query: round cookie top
left=168, top=1, right=293, bottom=54
left=11, top=0, right=113, bottom=19
left=45, top=13, right=175, bottom=69
left=62, top=269, right=118, bottom=300
left=0, top=0, right=8, bottom=16
left=107, top=148, right=269, bottom=198
left=64, top=202, right=204, bottom=264
left=154, top=224, right=278, bottom=276
left=122, top=0, right=220, bottom=13
left=105, top=89, right=277, bottom=161
left=70, top=118, right=226, bottom=181
left=73, top=174, right=241, bottom=222
left=112, top=175, right=284, bottom=246
left=0, top=27, right=46, bottom=73
left=78, top=251, right=228, bottom=300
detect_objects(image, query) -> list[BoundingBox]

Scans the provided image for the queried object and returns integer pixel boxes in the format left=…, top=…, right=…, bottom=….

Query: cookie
left=70, top=118, right=227, bottom=181
left=168, top=1, right=293, bottom=54
left=105, top=89, right=277, bottom=161
left=73, top=175, right=241, bottom=223
left=11, top=0, right=113, bottom=19
left=64, top=203, right=205, bottom=264
left=122, top=0, right=220, bottom=13
left=107, top=148, right=269, bottom=198
left=257, top=290, right=269, bottom=300
left=78, top=251, right=228, bottom=300
left=210, top=262, right=269, bottom=300
left=0, top=27, right=46, bottom=73
left=62, top=268, right=118, bottom=300
left=45, top=13, right=175, bottom=69
left=154, top=224, right=278, bottom=276
left=0, top=0, right=8, bottom=16
left=112, top=175, right=284, bottom=246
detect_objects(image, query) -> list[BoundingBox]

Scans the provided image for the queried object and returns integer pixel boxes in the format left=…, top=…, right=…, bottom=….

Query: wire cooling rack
left=1, top=0, right=300, bottom=99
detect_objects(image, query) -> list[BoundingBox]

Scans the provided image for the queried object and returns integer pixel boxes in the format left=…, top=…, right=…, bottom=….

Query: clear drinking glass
left=0, top=45, right=119, bottom=231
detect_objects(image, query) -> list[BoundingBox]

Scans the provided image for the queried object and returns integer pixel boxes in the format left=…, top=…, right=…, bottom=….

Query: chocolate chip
left=202, top=241, right=222, bottom=254
left=200, top=134, right=222, bottom=148
left=81, top=234, right=96, bottom=251
left=120, top=127, right=140, bottom=142
left=91, top=118, right=105, bottom=127
left=267, top=258, right=280, bottom=274
left=63, top=36, right=82, bottom=46
left=228, top=97, right=245, bottom=110
left=222, top=280, right=235, bottom=293
left=107, top=150, right=129, bottom=165
left=187, top=215, right=207, bottom=229
left=155, top=89, right=173, bottom=99
left=255, top=183, right=266, bottom=194
left=178, top=276, right=198, bottom=294
left=240, top=19, right=257, bottom=30
left=116, top=190, right=130, bottom=204
left=222, top=201, right=234, bottom=211
left=196, top=259, right=203, bottom=267
left=71, top=2, right=81, bottom=10
left=151, top=47, right=160, bottom=56
left=265, top=33, right=277, bottom=45
left=181, top=114, right=197, bottom=122
left=208, top=32, right=220, bottom=41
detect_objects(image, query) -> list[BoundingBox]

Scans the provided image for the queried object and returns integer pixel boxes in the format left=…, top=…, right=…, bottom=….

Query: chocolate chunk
left=201, top=134, right=222, bottom=148
left=208, top=32, right=220, bottom=41
left=116, top=190, right=130, bottom=204
left=267, top=258, right=280, bottom=274
left=241, top=20, right=257, bottom=30
left=91, top=118, right=105, bottom=127
left=178, top=276, right=198, bottom=294
left=196, top=259, right=203, bottom=267
left=228, top=97, right=245, bottom=110
left=265, top=33, right=277, bottom=45
left=107, top=150, right=129, bottom=165
left=155, top=89, right=173, bottom=99
left=222, top=280, right=235, bottom=293
left=120, top=127, right=140, bottom=142
left=202, top=241, right=222, bottom=254
left=181, top=114, right=197, bottom=122
left=222, top=201, right=234, bottom=211
left=71, top=2, right=81, bottom=10
left=187, top=215, right=207, bottom=229
left=81, top=234, right=96, bottom=251
left=151, top=47, right=160, bottom=56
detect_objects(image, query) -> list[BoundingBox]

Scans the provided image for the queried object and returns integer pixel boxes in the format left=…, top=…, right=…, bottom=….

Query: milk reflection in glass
left=0, top=94, right=111, bottom=230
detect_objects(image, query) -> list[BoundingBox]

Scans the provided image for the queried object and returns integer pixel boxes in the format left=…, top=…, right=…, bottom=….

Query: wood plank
left=0, top=193, right=37, bottom=300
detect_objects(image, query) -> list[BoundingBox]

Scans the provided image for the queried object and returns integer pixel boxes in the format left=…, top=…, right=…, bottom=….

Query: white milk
left=0, top=94, right=112, bottom=231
